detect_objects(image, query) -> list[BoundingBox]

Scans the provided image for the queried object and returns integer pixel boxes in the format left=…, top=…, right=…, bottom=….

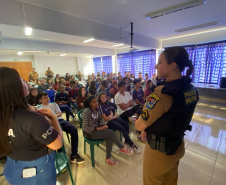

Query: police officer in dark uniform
left=135, top=46, right=199, bottom=185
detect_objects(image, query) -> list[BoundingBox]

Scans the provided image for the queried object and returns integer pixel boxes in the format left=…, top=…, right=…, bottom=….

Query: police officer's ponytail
left=185, top=59, right=194, bottom=77
left=163, top=46, right=194, bottom=77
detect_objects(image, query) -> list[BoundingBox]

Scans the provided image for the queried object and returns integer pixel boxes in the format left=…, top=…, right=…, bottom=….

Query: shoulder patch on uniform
left=184, top=87, right=198, bottom=106
left=146, top=93, right=160, bottom=109
left=141, top=110, right=149, bottom=121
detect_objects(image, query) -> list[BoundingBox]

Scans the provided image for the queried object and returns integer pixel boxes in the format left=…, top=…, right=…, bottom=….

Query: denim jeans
left=4, top=151, right=56, bottom=185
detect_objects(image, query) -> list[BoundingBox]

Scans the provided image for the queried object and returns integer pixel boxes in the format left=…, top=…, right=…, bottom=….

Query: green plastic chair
left=55, top=143, right=75, bottom=185
left=78, top=109, right=104, bottom=167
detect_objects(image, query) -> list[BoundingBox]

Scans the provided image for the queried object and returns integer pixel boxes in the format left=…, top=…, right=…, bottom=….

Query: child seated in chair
left=55, top=85, right=76, bottom=121
left=97, top=92, right=141, bottom=154
left=82, top=96, right=134, bottom=166
left=38, top=92, right=84, bottom=164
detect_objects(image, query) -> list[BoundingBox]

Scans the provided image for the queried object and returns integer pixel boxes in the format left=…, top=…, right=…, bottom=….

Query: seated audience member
left=56, top=74, right=61, bottom=79
left=115, top=81, right=142, bottom=124
left=60, top=77, right=66, bottom=86
left=76, top=86, right=88, bottom=110
left=98, top=92, right=141, bottom=153
left=55, top=85, right=76, bottom=121
left=29, top=79, right=36, bottom=86
left=47, top=79, right=53, bottom=89
left=130, top=73, right=135, bottom=82
left=151, top=73, right=157, bottom=86
left=78, top=76, right=86, bottom=86
left=38, top=92, right=84, bottom=163
left=138, top=72, right=143, bottom=83
left=28, top=68, right=39, bottom=81
left=96, top=72, right=101, bottom=79
left=88, top=80, right=97, bottom=96
left=106, top=74, right=111, bottom=84
left=124, top=71, right=128, bottom=78
left=95, top=80, right=112, bottom=100
left=86, top=78, right=92, bottom=90
left=69, top=81, right=79, bottom=112
left=37, top=79, right=50, bottom=92
left=45, top=67, right=54, bottom=79
left=65, top=81, right=71, bottom=92
left=53, top=77, right=60, bottom=91
left=118, top=75, right=123, bottom=82
left=92, top=73, right=96, bottom=80
left=144, top=80, right=153, bottom=99
left=65, top=73, right=71, bottom=82
left=70, top=75, right=75, bottom=82
left=26, top=82, right=32, bottom=90
left=123, top=77, right=131, bottom=92
left=144, top=73, right=149, bottom=83
left=95, top=78, right=102, bottom=89
left=131, top=79, right=145, bottom=107
left=27, top=88, right=39, bottom=106
left=82, top=96, right=134, bottom=166
left=110, top=81, right=119, bottom=98
left=113, top=73, right=117, bottom=80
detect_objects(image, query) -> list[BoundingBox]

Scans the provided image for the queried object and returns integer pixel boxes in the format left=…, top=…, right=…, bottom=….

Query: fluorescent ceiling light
left=59, top=54, right=67, bottom=56
left=86, top=55, right=93, bottom=58
left=162, top=27, right=226, bottom=41
left=25, top=27, right=33, bottom=36
left=83, top=38, right=95, bottom=43
left=17, top=51, right=23, bottom=55
left=146, top=0, right=206, bottom=20
left=112, top=43, right=124, bottom=47
left=175, top=21, right=218, bottom=33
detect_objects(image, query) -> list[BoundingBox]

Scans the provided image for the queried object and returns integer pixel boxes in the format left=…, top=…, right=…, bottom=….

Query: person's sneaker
left=132, top=144, right=142, bottom=154
left=128, top=115, right=137, bottom=124
left=70, top=154, right=85, bottom=164
left=120, top=145, right=134, bottom=155
left=105, top=158, right=119, bottom=166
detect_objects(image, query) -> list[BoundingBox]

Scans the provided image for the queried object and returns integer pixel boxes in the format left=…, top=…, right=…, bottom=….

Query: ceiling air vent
left=175, top=21, right=218, bottom=33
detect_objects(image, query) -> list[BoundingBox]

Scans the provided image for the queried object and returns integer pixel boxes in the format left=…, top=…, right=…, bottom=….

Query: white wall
left=0, top=54, right=35, bottom=65
left=77, top=57, right=94, bottom=78
left=34, top=55, right=77, bottom=77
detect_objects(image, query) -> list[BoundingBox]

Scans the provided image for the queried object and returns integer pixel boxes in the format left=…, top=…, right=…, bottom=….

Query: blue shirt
left=131, top=88, right=144, bottom=105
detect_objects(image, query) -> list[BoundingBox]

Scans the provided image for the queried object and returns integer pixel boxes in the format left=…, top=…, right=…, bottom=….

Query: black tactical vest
left=145, top=77, right=199, bottom=155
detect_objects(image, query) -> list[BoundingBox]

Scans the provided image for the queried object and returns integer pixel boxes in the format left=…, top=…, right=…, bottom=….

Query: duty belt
left=146, top=133, right=184, bottom=155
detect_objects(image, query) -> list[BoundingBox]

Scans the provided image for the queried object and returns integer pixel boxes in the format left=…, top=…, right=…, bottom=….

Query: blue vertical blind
left=93, top=56, right=113, bottom=75
left=184, top=41, right=226, bottom=84
left=93, top=57, right=102, bottom=75
left=102, top=56, right=113, bottom=74
left=117, top=50, right=156, bottom=78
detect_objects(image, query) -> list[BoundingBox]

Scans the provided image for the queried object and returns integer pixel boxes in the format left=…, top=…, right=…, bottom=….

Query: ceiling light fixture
left=25, top=27, right=33, bottom=36
left=112, top=43, right=124, bottom=47
left=162, top=27, right=226, bottom=41
left=17, top=51, right=23, bottom=55
left=175, top=21, right=218, bottom=33
left=146, top=0, right=206, bottom=20
left=59, top=54, right=67, bottom=56
left=83, top=38, right=95, bottom=43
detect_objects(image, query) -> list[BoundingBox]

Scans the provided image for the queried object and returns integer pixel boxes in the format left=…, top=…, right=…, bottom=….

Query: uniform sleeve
left=140, top=91, right=173, bottom=127
left=26, top=113, right=59, bottom=146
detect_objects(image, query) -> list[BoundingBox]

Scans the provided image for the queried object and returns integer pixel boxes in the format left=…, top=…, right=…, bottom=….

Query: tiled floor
left=1, top=96, right=226, bottom=185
